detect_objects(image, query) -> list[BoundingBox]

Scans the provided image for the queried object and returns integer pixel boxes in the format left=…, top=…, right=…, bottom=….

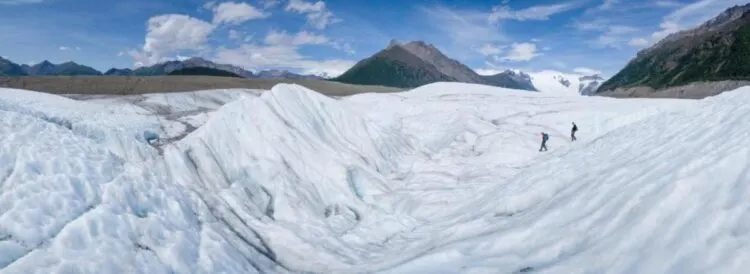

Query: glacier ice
left=0, top=82, right=748, bottom=273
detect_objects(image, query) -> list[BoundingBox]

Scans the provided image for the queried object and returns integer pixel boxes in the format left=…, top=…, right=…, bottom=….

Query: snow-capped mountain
left=527, top=70, right=605, bottom=95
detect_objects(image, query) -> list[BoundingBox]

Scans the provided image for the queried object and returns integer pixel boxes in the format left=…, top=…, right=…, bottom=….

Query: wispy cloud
left=285, top=0, right=339, bottom=30
left=498, top=42, right=541, bottom=61
left=628, top=38, right=649, bottom=47
left=652, top=0, right=747, bottom=39
left=573, top=67, right=602, bottom=75
left=215, top=43, right=354, bottom=76
left=575, top=19, right=639, bottom=48
left=621, top=0, right=748, bottom=49
left=211, top=2, right=270, bottom=25
left=59, top=46, right=81, bottom=51
left=0, top=0, right=43, bottom=4
left=489, top=1, right=581, bottom=23
left=421, top=6, right=506, bottom=47
left=477, top=43, right=506, bottom=56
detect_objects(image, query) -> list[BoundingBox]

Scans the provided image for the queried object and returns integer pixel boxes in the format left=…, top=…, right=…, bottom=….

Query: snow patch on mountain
left=528, top=70, right=605, bottom=95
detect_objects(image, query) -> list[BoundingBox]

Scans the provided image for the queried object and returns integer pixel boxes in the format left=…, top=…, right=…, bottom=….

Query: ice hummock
left=1, top=82, right=749, bottom=273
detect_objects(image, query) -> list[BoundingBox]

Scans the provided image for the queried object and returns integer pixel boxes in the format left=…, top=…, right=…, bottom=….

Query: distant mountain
left=482, top=70, right=536, bottom=91
left=333, top=40, right=537, bottom=90
left=578, top=74, right=605, bottom=96
left=527, top=70, right=604, bottom=95
left=597, top=3, right=750, bottom=95
left=333, top=42, right=455, bottom=88
left=256, top=69, right=323, bottom=80
left=167, top=67, right=243, bottom=78
left=104, top=57, right=255, bottom=78
left=104, top=68, right=134, bottom=76
left=20, top=60, right=102, bottom=76
left=0, top=56, right=27, bottom=76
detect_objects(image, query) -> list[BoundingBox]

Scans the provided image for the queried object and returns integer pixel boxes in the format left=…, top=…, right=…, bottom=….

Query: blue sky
left=0, top=0, right=746, bottom=77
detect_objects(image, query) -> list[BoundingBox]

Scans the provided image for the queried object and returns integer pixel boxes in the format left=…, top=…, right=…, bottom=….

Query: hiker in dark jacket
left=539, top=132, right=549, bottom=151
left=571, top=122, right=578, bottom=141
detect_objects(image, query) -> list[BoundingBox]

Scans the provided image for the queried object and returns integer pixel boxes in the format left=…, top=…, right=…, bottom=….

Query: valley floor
left=0, top=82, right=748, bottom=273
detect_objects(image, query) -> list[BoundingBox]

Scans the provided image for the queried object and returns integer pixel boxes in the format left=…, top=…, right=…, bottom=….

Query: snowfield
left=0, top=82, right=748, bottom=273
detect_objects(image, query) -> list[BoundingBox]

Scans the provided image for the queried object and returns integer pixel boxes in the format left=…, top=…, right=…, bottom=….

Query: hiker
left=539, top=132, right=549, bottom=151
left=571, top=122, right=578, bottom=141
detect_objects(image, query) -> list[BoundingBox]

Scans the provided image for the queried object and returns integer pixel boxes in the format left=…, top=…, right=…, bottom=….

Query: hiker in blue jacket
left=539, top=132, right=549, bottom=151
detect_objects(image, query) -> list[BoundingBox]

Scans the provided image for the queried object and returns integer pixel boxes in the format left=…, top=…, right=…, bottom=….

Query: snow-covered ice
left=0, top=82, right=748, bottom=273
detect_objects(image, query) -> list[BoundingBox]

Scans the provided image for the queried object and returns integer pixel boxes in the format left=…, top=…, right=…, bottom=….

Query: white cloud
left=573, top=67, right=602, bottom=76
left=228, top=29, right=241, bottom=40
left=214, top=43, right=354, bottom=76
left=128, top=14, right=215, bottom=67
left=213, top=28, right=356, bottom=76
left=500, top=42, right=540, bottom=62
left=260, top=0, right=280, bottom=8
left=478, top=43, right=505, bottom=56
left=421, top=6, right=506, bottom=47
left=475, top=69, right=502, bottom=76
left=212, top=2, right=270, bottom=25
left=474, top=68, right=504, bottom=76
left=651, top=0, right=748, bottom=42
left=331, top=42, right=356, bottom=55
left=262, top=29, right=352, bottom=54
left=285, top=0, right=339, bottom=30
left=489, top=2, right=578, bottom=23
left=595, top=0, right=620, bottom=11
left=202, top=1, right=216, bottom=10
left=575, top=19, right=639, bottom=48
left=0, top=0, right=43, bottom=4
left=628, top=38, right=649, bottom=47
left=653, top=0, right=682, bottom=8
left=264, top=30, right=329, bottom=46
left=59, top=46, right=81, bottom=51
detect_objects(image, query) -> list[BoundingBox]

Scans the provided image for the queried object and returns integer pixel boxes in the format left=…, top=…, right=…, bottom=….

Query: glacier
left=0, top=82, right=748, bottom=273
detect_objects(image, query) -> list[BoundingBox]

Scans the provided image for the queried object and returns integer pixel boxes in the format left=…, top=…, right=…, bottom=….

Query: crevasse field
left=0, top=82, right=748, bottom=273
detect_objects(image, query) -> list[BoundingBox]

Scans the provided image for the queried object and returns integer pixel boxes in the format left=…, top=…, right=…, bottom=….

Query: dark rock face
left=597, top=3, right=750, bottom=94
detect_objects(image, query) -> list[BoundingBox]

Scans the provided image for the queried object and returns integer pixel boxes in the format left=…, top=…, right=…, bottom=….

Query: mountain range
left=0, top=57, right=324, bottom=80
left=597, top=3, right=750, bottom=97
left=0, top=48, right=602, bottom=93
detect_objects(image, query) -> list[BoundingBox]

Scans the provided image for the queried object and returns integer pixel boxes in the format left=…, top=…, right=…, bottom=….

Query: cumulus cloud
left=214, top=43, right=354, bottom=76
left=213, top=29, right=355, bottom=76
left=285, top=0, right=339, bottom=30
left=489, top=2, right=577, bottom=23
left=477, top=44, right=505, bottom=56
left=499, top=42, right=541, bottom=62
left=212, top=2, right=270, bottom=25
left=128, top=14, right=215, bottom=66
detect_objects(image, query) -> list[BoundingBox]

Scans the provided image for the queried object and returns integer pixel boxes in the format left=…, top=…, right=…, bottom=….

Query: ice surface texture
left=1, top=83, right=748, bottom=273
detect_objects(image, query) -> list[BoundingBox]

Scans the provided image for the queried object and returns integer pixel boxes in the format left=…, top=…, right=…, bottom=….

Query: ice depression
left=0, top=82, right=748, bottom=273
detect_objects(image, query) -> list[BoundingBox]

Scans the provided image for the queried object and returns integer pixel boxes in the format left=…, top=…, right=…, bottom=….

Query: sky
left=0, top=0, right=746, bottom=77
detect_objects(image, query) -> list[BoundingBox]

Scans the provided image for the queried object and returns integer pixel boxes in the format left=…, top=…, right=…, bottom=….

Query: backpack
left=542, top=133, right=549, bottom=141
